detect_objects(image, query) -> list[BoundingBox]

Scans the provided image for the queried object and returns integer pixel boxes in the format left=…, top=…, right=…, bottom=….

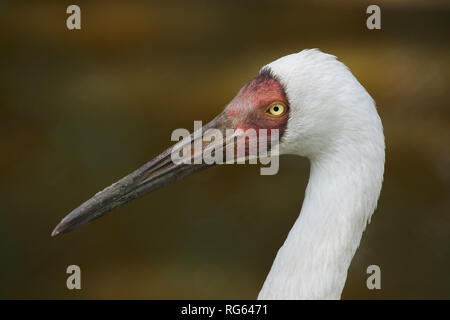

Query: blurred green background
left=0, top=0, right=449, bottom=299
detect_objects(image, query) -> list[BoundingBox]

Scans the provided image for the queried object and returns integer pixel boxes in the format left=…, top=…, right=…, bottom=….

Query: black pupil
left=273, top=106, right=279, bottom=112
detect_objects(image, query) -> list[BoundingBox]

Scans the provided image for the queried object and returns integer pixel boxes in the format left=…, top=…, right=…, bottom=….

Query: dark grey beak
left=51, top=113, right=232, bottom=236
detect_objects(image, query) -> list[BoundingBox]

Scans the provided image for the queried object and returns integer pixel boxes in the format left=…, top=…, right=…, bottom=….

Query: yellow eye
left=266, top=103, right=286, bottom=117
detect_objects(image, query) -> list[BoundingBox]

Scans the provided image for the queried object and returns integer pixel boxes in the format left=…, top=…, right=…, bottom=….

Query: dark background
left=0, top=0, right=449, bottom=299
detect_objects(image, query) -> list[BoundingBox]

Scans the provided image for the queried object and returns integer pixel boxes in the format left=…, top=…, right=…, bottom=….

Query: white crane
left=52, top=49, right=385, bottom=300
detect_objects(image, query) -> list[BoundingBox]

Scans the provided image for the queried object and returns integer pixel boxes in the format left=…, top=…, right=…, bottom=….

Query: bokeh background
left=0, top=0, right=449, bottom=299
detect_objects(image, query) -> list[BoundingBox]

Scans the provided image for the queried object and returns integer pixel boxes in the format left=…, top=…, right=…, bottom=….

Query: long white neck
left=258, top=131, right=385, bottom=299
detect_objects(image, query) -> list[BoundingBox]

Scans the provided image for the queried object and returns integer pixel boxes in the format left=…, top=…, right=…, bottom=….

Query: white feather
left=258, top=49, right=385, bottom=299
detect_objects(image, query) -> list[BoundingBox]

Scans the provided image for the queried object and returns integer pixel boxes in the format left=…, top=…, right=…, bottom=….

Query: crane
left=52, top=49, right=385, bottom=299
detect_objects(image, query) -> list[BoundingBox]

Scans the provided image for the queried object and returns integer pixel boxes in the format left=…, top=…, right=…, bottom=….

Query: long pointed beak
left=51, top=113, right=234, bottom=236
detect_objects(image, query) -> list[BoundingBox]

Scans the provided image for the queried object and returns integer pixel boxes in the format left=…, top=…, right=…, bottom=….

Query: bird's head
left=52, top=49, right=380, bottom=236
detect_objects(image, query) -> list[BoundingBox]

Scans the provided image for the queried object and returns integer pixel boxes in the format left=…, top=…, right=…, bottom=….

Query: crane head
left=52, top=48, right=381, bottom=236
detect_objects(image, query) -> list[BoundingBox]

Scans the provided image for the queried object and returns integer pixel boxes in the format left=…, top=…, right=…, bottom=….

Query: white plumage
left=258, top=49, right=385, bottom=299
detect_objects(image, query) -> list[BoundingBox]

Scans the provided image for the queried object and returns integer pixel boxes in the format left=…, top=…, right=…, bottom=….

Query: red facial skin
left=225, top=72, right=289, bottom=142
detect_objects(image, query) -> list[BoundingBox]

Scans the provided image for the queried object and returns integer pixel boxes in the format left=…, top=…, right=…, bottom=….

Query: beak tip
left=51, top=224, right=63, bottom=237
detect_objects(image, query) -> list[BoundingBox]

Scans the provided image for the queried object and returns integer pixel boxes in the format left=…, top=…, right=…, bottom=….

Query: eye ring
left=265, top=102, right=287, bottom=117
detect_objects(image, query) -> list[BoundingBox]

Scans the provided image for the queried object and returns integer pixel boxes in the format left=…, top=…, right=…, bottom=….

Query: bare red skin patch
left=225, top=72, right=289, bottom=142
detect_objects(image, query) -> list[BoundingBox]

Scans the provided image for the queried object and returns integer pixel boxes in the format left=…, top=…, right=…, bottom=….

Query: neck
left=258, top=137, right=384, bottom=299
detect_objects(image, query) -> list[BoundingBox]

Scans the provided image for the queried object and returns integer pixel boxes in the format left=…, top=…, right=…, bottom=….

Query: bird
left=52, top=49, right=385, bottom=299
